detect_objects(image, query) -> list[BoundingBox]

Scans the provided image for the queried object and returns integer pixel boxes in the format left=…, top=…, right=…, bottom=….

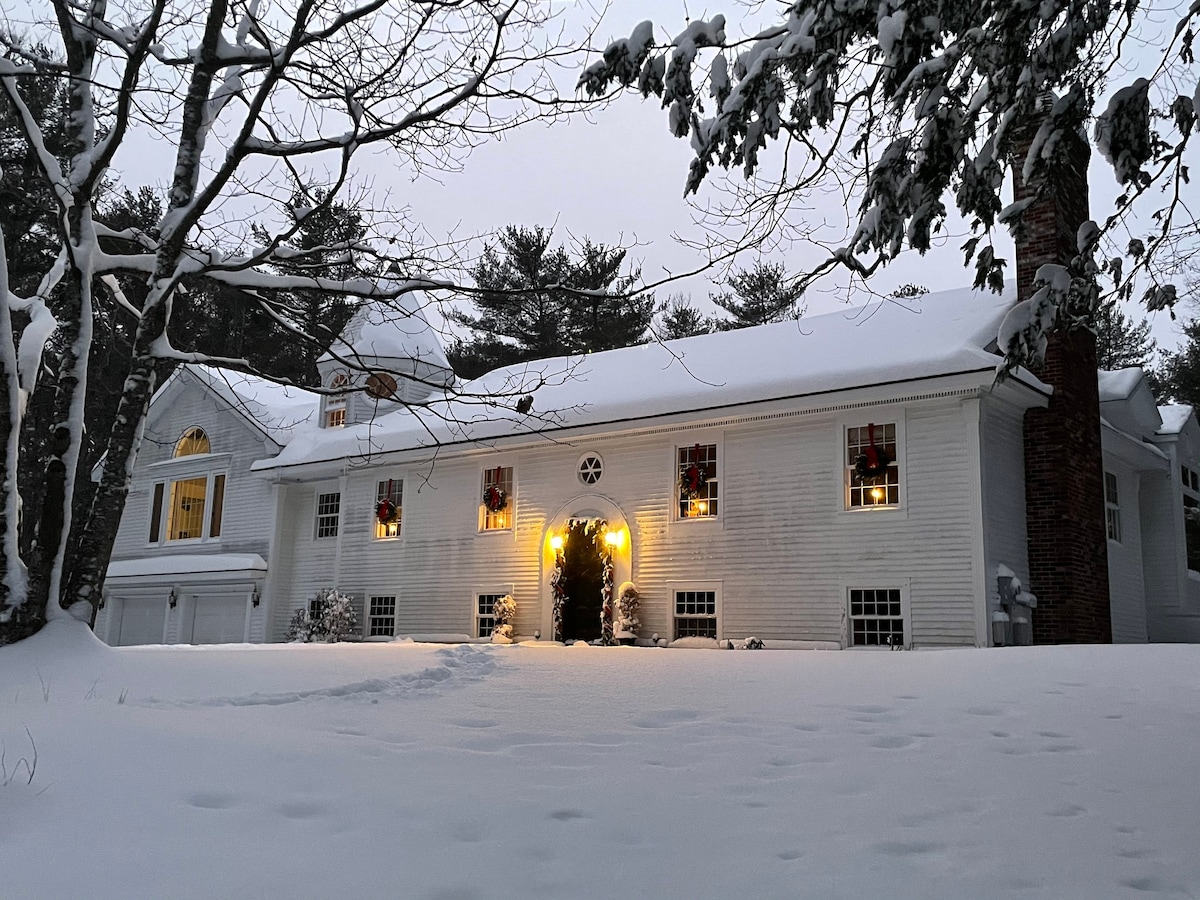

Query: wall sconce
left=251, top=586, right=261, bottom=608
left=168, top=589, right=177, bottom=609
left=604, top=529, right=623, bottom=549
left=549, top=535, right=564, bottom=552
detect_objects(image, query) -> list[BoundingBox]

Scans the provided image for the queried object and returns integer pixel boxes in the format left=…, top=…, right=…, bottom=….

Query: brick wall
left=1015, top=123, right=1113, bottom=643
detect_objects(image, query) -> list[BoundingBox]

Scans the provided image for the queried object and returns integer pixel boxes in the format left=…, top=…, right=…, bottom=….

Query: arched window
left=174, top=427, right=210, bottom=457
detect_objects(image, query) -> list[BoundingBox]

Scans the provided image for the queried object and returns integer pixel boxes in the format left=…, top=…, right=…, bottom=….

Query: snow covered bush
left=615, top=582, right=640, bottom=640
left=288, top=589, right=359, bottom=643
left=491, top=594, right=516, bottom=643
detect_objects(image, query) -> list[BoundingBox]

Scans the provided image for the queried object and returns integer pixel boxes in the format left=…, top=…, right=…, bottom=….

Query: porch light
left=168, top=589, right=177, bottom=609
left=251, top=586, right=261, bottom=608
left=550, top=535, right=564, bottom=551
left=604, top=529, right=623, bottom=549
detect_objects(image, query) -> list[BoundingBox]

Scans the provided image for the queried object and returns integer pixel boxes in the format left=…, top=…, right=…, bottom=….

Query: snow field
left=2, top=623, right=1200, bottom=899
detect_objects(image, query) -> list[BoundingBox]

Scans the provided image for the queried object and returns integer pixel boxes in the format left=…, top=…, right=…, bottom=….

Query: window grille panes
left=849, top=588, right=905, bottom=647
left=1104, top=471, right=1121, bottom=543
left=578, top=455, right=603, bottom=485
left=375, top=480, right=403, bottom=539
left=673, top=590, right=717, bottom=639
left=481, top=467, right=514, bottom=530
left=315, top=492, right=341, bottom=539
left=368, top=596, right=396, bottom=637
left=326, top=406, right=346, bottom=428
left=167, top=477, right=208, bottom=540
left=678, top=444, right=718, bottom=518
left=847, top=424, right=900, bottom=507
left=174, top=427, right=210, bottom=457
left=476, top=593, right=504, bottom=638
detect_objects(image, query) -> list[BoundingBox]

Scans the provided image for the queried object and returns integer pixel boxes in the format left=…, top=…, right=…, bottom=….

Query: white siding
left=1103, top=459, right=1149, bottom=643
left=271, top=395, right=988, bottom=647
left=979, top=396, right=1031, bottom=640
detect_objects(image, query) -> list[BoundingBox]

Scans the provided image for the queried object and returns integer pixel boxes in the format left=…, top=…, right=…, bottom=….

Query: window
left=367, top=595, right=397, bottom=638
left=149, top=472, right=225, bottom=543
left=846, top=423, right=899, bottom=508
left=366, top=372, right=397, bottom=400
left=475, top=592, right=504, bottom=638
left=374, top=479, right=402, bottom=539
left=674, top=589, right=717, bottom=639
left=174, top=427, right=210, bottom=457
left=481, top=466, right=513, bottom=531
left=578, top=454, right=603, bottom=485
left=1104, top=471, right=1121, bottom=543
left=315, top=491, right=341, bottom=539
left=678, top=443, right=718, bottom=518
left=1184, top=466, right=1200, bottom=571
left=849, top=588, right=905, bottom=647
left=325, top=373, right=348, bottom=428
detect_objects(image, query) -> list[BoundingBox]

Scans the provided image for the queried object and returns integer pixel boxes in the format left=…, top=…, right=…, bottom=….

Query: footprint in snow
left=632, top=708, right=701, bottom=728
left=549, top=809, right=588, bottom=821
left=869, top=735, right=915, bottom=749
left=187, top=791, right=237, bottom=810
left=278, top=800, right=327, bottom=820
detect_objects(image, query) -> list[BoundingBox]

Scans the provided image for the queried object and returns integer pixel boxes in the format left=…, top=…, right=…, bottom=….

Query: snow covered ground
left=3, top=624, right=1200, bottom=899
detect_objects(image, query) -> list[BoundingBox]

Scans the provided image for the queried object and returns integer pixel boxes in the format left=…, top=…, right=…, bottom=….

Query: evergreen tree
left=656, top=293, right=713, bottom=340
left=450, top=225, right=654, bottom=378
left=710, top=261, right=804, bottom=331
left=1154, top=319, right=1200, bottom=407
left=1094, top=298, right=1157, bottom=371
left=251, top=187, right=372, bottom=385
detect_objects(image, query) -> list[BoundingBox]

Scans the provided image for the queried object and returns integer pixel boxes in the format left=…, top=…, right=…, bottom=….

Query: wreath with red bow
left=376, top=479, right=400, bottom=524
left=679, top=444, right=709, bottom=499
left=853, top=423, right=892, bottom=479
left=482, top=468, right=508, bottom=513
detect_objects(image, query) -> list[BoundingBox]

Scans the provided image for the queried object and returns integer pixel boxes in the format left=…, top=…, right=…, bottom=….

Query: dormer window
left=174, top=427, right=210, bottom=457
left=325, top=373, right=349, bottom=428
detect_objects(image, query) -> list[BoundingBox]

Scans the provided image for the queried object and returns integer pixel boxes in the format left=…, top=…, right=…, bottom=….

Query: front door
left=558, top=519, right=606, bottom=642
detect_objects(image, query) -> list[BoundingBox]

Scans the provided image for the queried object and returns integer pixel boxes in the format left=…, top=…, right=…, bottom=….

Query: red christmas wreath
left=376, top=479, right=400, bottom=524
left=853, top=423, right=892, bottom=479
left=679, top=444, right=709, bottom=499
left=483, top=468, right=508, bottom=512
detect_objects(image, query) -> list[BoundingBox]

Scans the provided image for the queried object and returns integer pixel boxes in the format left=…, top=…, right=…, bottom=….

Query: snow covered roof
left=1098, top=368, right=1144, bottom=402
left=184, top=366, right=318, bottom=445
left=318, top=291, right=451, bottom=372
left=107, top=553, right=268, bottom=579
left=255, top=284, right=1032, bottom=473
left=1158, top=404, right=1195, bottom=436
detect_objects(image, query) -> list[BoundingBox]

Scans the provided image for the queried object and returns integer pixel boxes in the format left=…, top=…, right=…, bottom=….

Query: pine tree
left=656, top=293, right=713, bottom=340
left=1094, top=298, right=1157, bottom=371
left=710, top=262, right=804, bottom=331
left=450, top=226, right=654, bottom=378
left=1154, top=319, right=1200, bottom=407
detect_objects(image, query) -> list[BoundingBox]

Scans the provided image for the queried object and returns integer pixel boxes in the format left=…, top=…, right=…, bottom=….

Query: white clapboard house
left=94, top=284, right=1200, bottom=648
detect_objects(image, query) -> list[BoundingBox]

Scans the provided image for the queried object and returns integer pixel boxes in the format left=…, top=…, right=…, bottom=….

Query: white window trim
left=836, top=413, right=908, bottom=517
left=667, top=580, right=723, bottom=641
left=477, top=463, right=516, bottom=534
left=576, top=451, right=605, bottom=487
left=670, top=435, right=724, bottom=526
left=313, top=489, right=342, bottom=540
left=473, top=584, right=515, bottom=639
left=147, top=469, right=229, bottom=547
left=843, top=582, right=911, bottom=649
left=371, top=476, right=404, bottom=542
left=364, top=591, right=398, bottom=640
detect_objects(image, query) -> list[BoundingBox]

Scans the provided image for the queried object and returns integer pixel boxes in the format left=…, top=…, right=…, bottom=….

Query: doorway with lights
left=543, top=495, right=632, bottom=644
left=555, top=519, right=608, bottom=642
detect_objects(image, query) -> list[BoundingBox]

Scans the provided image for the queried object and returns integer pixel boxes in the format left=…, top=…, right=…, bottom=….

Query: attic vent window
left=578, top=454, right=603, bottom=485
left=366, top=372, right=397, bottom=400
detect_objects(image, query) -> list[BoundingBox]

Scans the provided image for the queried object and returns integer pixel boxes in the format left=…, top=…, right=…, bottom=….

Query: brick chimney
left=1014, top=117, right=1112, bottom=643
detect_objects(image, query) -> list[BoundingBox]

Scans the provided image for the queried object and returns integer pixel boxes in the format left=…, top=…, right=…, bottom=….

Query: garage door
left=190, top=591, right=247, bottom=644
left=116, top=597, right=166, bottom=646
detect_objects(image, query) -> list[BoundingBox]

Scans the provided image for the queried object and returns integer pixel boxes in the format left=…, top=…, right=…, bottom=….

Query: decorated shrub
left=615, top=582, right=640, bottom=640
left=491, top=594, right=516, bottom=642
left=287, top=588, right=359, bottom=643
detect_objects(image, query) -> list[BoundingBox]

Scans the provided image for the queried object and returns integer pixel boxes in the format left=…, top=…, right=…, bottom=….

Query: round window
left=365, top=372, right=398, bottom=400
left=578, top=454, right=603, bottom=485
